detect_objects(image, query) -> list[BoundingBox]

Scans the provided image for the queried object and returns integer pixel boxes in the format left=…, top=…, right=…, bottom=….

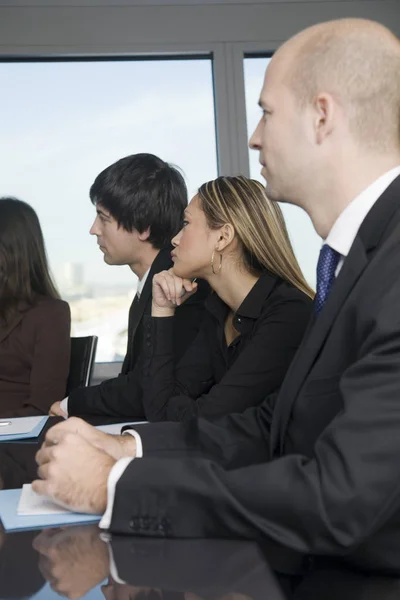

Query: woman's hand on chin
left=152, top=269, right=198, bottom=316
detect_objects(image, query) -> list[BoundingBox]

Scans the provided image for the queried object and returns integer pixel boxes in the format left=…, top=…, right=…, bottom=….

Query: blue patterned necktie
left=314, top=244, right=341, bottom=314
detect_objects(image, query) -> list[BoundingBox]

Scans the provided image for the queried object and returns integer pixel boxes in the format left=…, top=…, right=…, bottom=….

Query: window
left=1, top=57, right=218, bottom=361
left=244, top=56, right=320, bottom=288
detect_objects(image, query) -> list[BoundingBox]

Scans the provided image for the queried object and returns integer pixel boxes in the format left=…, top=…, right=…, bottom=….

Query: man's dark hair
left=89, top=153, right=188, bottom=249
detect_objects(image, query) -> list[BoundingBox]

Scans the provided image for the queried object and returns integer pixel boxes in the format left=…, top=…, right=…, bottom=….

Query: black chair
left=66, top=336, right=98, bottom=395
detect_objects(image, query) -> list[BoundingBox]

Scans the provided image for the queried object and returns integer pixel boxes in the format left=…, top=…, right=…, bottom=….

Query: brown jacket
left=0, top=296, right=71, bottom=417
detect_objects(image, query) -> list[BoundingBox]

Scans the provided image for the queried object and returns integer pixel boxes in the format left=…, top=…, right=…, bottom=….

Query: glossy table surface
left=2, top=418, right=400, bottom=599
left=3, top=523, right=400, bottom=600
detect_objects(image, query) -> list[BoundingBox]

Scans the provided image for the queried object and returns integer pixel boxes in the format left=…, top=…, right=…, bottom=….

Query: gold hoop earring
left=211, top=250, right=222, bottom=275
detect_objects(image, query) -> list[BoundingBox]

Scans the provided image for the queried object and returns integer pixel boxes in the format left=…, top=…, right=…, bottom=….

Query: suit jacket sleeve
left=141, top=292, right=311, bottom=422
left=124, top=392, right=276, bottom=468
left=67, top=365, right=144, bottom=417
left=13, top=300, right=71, bottom=417
left=110, top=267, right=400, bottom=555
left=67, top=280, right=209, bottom=417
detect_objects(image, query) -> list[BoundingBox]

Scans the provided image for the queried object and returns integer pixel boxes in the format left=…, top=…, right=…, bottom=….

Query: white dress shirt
left=326, top=166, right=400, bottom=276
left=136, top=267, right=150, bottom=298
left=100, top=167, right=400, bottom=530
left=60, top=268, right=151, bottom=415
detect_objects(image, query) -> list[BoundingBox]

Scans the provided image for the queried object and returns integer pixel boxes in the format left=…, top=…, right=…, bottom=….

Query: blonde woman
left=141, top=175, right=313, bottom=422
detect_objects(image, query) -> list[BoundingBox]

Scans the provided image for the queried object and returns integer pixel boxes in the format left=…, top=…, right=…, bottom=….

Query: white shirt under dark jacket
left=327, top=166, right=400, bottom=276
left=99, top=166, right=400, bottom=530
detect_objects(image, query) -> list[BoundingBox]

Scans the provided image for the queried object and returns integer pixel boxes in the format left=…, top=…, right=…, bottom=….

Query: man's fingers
left=37, top=462, right=51, bottom=481
left=44, top=423, right=66, bottom=446
left=36, top=445, right=55, bottom=466
left=64, top=417, right=88, bottom=433
left=49, top=402, right=65, bottom=417
left=32, top=478, right=51, bottom=496
left=42, top=433, right=63, bottom=449
left=44, top=418, right=85, bottom=447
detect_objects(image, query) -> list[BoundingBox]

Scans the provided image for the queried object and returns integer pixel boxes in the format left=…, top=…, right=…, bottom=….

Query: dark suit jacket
left=0, top=296, right=70, bottom=418
left=68, top=247, right=209, bottom=417
left=110, top=175, right=400, bottom=571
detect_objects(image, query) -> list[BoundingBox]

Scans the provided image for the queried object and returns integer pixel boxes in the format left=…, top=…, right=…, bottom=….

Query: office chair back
left=66, top=336, right=98, bottom=395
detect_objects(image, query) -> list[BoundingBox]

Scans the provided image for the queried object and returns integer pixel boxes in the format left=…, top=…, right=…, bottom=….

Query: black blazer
left=68, top=247, right=209, bottom=417
left=110, top=176, right=400, bottom=571
left=141, top=272, right=312, bottom=421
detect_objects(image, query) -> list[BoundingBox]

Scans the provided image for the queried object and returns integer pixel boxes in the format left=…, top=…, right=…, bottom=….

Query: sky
left=1, top=56, right=320, bottom=290
left=0, top=59, right=218, bottom=288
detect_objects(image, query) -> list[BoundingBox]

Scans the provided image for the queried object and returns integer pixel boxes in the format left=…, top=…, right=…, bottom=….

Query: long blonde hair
left=197, top=176, right=314, bottom=299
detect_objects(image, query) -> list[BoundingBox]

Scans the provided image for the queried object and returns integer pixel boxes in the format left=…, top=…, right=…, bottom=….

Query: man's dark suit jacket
left=110, top=175, right=400, bottom=572
left=68, top=247, right=208, bottom=418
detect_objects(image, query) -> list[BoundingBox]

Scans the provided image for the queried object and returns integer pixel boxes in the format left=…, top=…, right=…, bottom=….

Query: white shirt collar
left=326, top=166, right=400, bottom=260
left=136, top=268, right=150, bottom=298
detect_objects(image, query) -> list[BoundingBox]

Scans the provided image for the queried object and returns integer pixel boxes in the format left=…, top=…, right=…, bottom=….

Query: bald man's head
left=278, top=19, right=400, bottom=153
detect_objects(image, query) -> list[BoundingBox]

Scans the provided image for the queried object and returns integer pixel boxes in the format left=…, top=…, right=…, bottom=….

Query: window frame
left=0, top=41, right=278, bottom=375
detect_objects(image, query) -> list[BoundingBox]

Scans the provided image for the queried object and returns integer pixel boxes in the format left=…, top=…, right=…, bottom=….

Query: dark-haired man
left=50, top=153, right=208, bottom=419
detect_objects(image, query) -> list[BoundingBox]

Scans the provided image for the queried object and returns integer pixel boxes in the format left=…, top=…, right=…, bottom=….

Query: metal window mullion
left=212, top=42, right=249, bottom=177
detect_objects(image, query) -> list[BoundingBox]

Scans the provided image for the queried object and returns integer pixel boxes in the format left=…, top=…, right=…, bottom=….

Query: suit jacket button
left=129, top=518, right=139, bottom=530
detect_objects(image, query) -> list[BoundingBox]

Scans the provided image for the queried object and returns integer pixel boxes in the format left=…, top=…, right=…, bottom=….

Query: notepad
left=0, top=416, right=48, bottom=441
left=0, top=486, right=101, bottom=531
left=18, top=484, right=74, bottom=516
left=96, top=421, right=147, bottom=435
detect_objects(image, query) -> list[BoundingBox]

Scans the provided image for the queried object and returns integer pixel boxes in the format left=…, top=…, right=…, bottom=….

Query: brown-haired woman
left=0, top=197, right=71, bottom=417
left=142, top=176, right=314, bottom=422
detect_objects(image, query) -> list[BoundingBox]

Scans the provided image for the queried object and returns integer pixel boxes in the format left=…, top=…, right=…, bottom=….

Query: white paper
left=17, top=484, right=71, bottom=516
left=96, top=421, right=147, bottom=435
left=0, top=416, right=46, bottom=436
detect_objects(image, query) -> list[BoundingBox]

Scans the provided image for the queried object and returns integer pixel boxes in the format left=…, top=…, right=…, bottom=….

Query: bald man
left=34, top=19, right=400, bottom=569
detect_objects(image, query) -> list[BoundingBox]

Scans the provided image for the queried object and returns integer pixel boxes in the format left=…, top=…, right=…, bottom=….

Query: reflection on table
left=2, top=522, right=400, bottom=600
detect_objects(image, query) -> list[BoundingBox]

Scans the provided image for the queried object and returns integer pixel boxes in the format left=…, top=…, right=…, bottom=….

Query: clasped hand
left=32, top=417, right=136, bottom=514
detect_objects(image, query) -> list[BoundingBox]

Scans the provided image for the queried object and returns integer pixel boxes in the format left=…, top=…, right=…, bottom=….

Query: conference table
left=3, top=520, right=400, bottom=600
left=2, top=419, right=400, bottom=599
